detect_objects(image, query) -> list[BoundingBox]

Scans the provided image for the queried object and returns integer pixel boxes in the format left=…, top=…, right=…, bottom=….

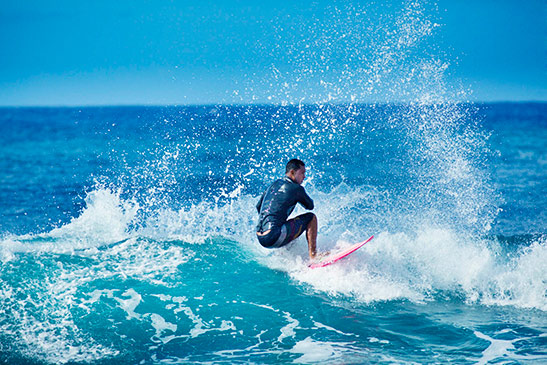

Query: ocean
left=0, top=102, right=545, bottom=364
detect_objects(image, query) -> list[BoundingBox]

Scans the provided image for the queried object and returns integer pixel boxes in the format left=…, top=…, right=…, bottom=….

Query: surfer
left=256, top=159, right=323, bottom=260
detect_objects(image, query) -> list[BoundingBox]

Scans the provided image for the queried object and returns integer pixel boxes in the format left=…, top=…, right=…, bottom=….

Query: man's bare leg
left=307, top=214, right=318, bottom=259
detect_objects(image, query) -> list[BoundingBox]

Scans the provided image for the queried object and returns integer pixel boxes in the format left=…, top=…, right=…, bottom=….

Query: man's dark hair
left=286, top=159, right=305, bottom=173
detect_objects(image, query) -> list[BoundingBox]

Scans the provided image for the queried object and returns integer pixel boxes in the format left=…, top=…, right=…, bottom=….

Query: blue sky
left=0, top=0, right=545, bottom=106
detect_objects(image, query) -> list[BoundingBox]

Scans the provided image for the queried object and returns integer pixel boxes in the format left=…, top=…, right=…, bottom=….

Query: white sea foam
left=0, top=272, right=120, bottom=364
left=149, top=313, right=178, bottom=343
left=115, top=288, right=142, bottom=320
left=480, top=238, right=547, bottom=310
left=0, top=189, right=137, bottom=260
left=290, top=337, right=338, bottom=363
left=474, top=330, right=516, bottom=365
left=0, top=218, right=192, bottom=363
left=270, top=226, right=547, bottom=310
left=5, top=184, right=543, bottom=313
left=278, top=312, right=300, bottom=343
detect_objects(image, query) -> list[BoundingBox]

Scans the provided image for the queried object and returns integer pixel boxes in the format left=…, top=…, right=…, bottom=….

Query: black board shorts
left=257, top=213, right=315, bottom=248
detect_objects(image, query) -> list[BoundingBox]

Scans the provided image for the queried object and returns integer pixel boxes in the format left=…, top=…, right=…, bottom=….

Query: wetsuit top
left=256, top=177, right=314, bottom=232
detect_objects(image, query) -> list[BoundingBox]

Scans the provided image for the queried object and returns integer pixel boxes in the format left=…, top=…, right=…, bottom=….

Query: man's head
left=285, top=159, right=306, bottom=184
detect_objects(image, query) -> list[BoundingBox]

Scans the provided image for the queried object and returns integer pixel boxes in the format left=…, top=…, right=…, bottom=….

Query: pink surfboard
left=308, top=235, right=374, bottom=269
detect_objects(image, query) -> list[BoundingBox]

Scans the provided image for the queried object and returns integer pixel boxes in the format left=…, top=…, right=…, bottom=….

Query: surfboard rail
left=308, top=235, right=374, bottom=269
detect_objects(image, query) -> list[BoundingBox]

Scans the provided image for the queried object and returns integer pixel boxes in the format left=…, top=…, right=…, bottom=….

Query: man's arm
left=256, top=191, right=265, bottom=213
left=298, top=186, right=314, bottom=210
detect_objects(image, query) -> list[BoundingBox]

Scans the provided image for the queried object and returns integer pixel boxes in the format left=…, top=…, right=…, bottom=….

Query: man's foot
left=310, top=251, right=330, bottom=262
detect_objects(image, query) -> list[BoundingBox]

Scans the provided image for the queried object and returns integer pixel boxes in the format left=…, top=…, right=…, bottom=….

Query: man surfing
left=255, top=159, right=325, bottom=260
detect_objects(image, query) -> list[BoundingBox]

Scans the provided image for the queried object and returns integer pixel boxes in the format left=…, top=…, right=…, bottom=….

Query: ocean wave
left=2, top=186, right=544, bottom=313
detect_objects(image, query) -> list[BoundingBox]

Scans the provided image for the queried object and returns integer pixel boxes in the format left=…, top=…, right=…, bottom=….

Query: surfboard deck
left=308, top=235, right=374, bottom=269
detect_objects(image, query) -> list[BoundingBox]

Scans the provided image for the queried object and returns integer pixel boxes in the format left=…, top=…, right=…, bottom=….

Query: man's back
left=256, top=177, right=314, bottom=232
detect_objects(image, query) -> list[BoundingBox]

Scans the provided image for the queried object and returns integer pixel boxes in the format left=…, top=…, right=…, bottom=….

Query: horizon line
left=0, top=100, right=546, bottom=109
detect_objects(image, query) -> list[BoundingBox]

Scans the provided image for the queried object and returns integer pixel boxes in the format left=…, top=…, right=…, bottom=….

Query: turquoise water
left=0, top=102, right=545, bottom=364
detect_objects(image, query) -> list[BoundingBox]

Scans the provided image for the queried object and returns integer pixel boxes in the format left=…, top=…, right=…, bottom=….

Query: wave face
left=1, top=2, right=546, bottom=365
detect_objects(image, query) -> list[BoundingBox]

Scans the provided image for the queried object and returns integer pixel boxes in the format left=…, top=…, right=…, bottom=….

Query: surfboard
left=308, top=235, right=374, bottom=269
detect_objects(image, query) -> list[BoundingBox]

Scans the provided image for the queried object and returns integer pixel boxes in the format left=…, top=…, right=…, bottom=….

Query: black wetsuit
left=256, top=177, right=314, bottom=248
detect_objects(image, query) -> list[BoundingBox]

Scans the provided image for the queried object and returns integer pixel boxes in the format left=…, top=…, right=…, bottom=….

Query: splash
left=1, top=0, right=512, bottom=307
